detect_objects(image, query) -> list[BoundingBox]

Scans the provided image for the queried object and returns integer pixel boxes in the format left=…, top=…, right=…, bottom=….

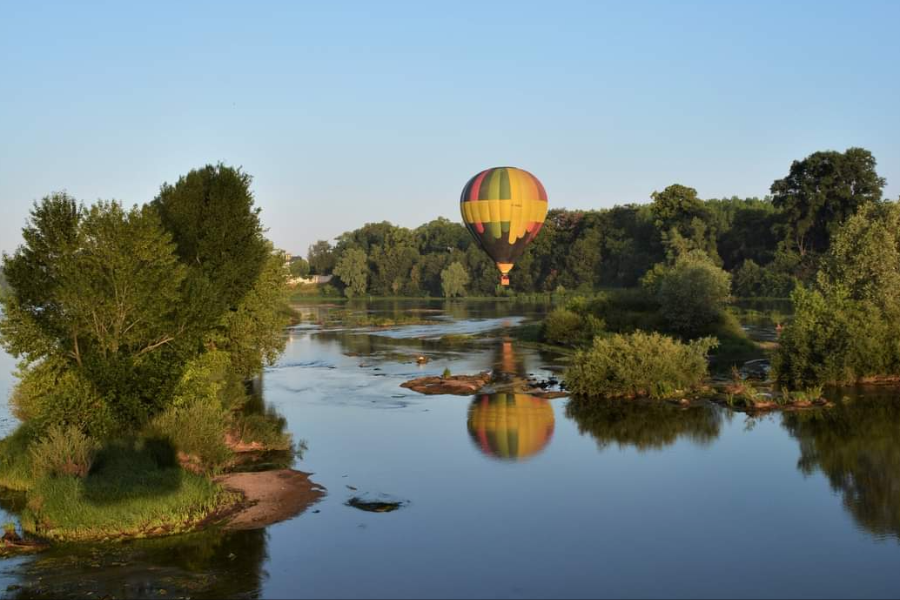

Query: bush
left=647, top=251, right=731, bottom=337
left=0, top=425, right=37, bottom=491
left=542, top=299, right=605, bottom=347
left=773, top=286, right=900, bottom=387
left=30, top=424, right=99, bottom=480
left=566, top=331, right=718, bottom=399
left=232, top=413, right=292, bottom=452
left=147, top=400, right=232, bottom=471
left=11, top=359, right=116, bottom=438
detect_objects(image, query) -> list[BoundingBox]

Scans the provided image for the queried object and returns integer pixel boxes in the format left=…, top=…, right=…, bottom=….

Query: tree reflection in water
left=5, top=528, right=269, bottom=599
left=782, top=394, right=900, bottom=540
left=565, top=398, right=725, bottom=451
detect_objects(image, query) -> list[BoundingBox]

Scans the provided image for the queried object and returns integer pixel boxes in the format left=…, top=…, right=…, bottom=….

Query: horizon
left=2, top=0, right=898, bottom=256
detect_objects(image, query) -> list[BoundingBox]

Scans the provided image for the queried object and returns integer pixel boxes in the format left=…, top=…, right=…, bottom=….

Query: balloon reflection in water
left=467, top=393, right=555, bottom=461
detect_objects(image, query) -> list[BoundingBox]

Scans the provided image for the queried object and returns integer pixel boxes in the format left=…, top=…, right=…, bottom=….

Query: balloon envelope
left=460, top=167, right=548, bottom=285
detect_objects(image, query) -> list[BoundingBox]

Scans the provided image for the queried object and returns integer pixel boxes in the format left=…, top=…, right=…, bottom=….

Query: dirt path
left=215, top=469, right=325, bottom=530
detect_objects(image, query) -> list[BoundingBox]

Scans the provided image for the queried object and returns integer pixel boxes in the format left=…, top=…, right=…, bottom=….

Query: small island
left=0, top=165, right=323, bottom=551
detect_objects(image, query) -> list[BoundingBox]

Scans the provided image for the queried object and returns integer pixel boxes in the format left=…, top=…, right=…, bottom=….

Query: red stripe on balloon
left=469, top=170, right=489, bottom=201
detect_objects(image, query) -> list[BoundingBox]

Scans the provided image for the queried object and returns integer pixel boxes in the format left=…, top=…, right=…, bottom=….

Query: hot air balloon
left=460, top=167, right=548, bottom=286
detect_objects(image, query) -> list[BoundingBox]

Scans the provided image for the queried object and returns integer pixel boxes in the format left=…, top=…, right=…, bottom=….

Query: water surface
left=2, top=300, right=900, bottom=598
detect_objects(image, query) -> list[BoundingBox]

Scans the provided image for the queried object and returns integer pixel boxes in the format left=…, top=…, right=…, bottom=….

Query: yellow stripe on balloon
left=488, top=198, right=500, bottom=224
left=508, top=170, right=522, bottom=243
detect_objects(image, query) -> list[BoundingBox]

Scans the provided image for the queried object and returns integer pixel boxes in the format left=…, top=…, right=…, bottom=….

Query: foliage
left=775, top=203, right=900, bottom=387
left=441, top=261, right=469, bottom=298
left=10, top=357, right=116, bottom=437
left=288, top=256, right=310, bottom=278
left=1, top=165, right=288, bottom=447
left=1, top=198, right=189, bottom=430
left=771, top=147, right=885, bottom=259
left=153, top=164, right=269, bottom=336
left=0, top=425, right=38, bottom=491
left=732, top=259, right=795, bottom=298
left=651, top=184, right=720, bottom=262
left=307, top=240, right=336, bottom=275
left=542, top=302, right=605, bottom=347
left=646, top=251, right=732, bottom=337
left=333, top=248, right=368, bottom=298
left=774, top=284, right=900, bottom=388
left=29, top=424, right=99, bottom=480
left=148, top=401, right=232, bottom=471
left=207, top=250, right=291, bottom=379
left=566, top=332, right=717, bottom=399
left=233, top=413, right=292, bottom=452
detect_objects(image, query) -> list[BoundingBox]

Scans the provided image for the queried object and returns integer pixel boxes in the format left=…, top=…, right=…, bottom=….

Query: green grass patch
left=22, top=442, right=238, bottom=542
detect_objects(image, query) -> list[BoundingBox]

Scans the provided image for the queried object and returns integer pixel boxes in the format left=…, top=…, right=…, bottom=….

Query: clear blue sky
left=1, top=0, right=898, bottom=256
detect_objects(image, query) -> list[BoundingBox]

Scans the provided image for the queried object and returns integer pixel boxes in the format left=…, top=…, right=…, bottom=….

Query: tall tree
left=441, top=261, right=469, bottom=298
left=153, top=164, right=268, bottom=337
left=307, top=240, right=336, bottom=275
left=333, top=248, right=368, bottom=298
left=771, top=147, right=885, bottom=257
left=1, top=198, right=188, bottom=428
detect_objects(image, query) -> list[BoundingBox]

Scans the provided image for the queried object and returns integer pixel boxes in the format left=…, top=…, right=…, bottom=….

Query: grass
left=21, top=442, right=239, bottom=542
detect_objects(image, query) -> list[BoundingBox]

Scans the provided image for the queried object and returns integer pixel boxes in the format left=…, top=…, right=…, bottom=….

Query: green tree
left=153, top=164, right=268, bottom=339
left=1, top=198, right=188, bottom=429
left=775, top=203, right=900, bottom=387
left=208, top=249, right=291, bottom=379
left=307, top=240, right=336, bottom=275
left=440, top=261, right=469, bottom=298
left=288, top=256, right=310, bottom=278
left=771, top=147, right=885, bottom=259
left=645, top=251, right=732, bottom=337
left=650, top=184, right=720, bottom=263
left=333, top=248, right=368, bottom=298
left=369, top=227, right=420, bottom=295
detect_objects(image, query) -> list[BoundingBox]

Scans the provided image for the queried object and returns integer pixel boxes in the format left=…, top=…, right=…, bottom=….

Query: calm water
left=2, top=300, right=900, bottom=598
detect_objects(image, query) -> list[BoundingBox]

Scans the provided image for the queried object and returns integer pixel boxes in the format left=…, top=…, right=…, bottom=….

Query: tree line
left=300, top=147, right=891, bottom=299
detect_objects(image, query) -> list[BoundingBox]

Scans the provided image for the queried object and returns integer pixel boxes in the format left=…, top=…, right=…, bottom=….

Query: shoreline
left=0, top=468, right=325, bottom=554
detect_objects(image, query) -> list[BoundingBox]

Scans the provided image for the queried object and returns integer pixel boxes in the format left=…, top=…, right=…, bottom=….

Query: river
left=2, top=300, right=900, bottom=598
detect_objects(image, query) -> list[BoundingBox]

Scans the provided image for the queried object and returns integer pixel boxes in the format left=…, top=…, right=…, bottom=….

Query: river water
left=2, top=300, right=900, bottom=598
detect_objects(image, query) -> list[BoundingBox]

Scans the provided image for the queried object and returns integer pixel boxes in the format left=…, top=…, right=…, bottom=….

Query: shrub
left=566, top=331, right=718, bottom=399
left=647, top=251, right=732, bottom=337
left=233, top=412, right=292, bottom=452
left=0, top=425, right=37, bottom=491
left=29, top=424, right=99, bottom=480
left=11, top=359, right=116, bottom=438
left=773, top=286, right=900, bottom=387
left=147, top=400, right=232, bottom=471
left=542, top=301, right=605, bottom=347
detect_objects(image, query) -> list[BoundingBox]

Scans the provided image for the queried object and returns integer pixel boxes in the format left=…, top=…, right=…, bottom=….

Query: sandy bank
left=215, top=469, right=325, bottom=530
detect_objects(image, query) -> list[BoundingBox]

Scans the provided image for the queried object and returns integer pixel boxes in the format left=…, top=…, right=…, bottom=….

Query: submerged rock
left=346, top=493, right=408, bottom=513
